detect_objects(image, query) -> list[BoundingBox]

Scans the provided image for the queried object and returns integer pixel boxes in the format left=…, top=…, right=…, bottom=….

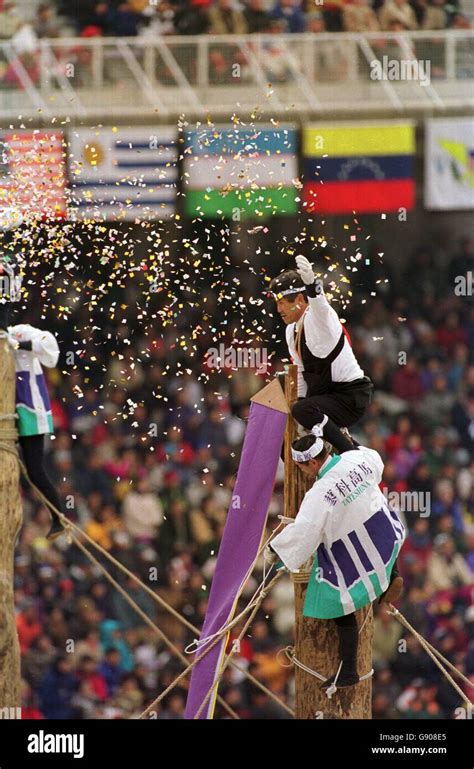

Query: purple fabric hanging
left=185, top=398, right=286, bottom=719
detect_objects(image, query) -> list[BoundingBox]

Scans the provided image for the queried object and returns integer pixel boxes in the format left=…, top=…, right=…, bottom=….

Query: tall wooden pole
left=284, top=365, right=373, bottom=719
left=0, top=330, right=23, bottom=714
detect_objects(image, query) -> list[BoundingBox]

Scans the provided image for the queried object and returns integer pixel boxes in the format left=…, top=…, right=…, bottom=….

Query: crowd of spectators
left=0, top=0, right=471, bottom=89
left=0, top=0, right=471, bottom=43
left=11, top=228, right=474, bottom=719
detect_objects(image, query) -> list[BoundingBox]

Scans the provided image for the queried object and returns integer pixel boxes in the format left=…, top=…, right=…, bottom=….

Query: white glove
left=295, top=255, right=315, bottom=286
left=7, top=333, right=19, bottom=350
left=264, top=544, right=278, bottom=565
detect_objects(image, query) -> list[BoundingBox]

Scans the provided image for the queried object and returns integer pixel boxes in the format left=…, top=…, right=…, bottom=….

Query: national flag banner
left=425, top=118, right=474, bottom=210
left=67, top=127, right=178, bottom=221
left=0, top=131, right=67, bottom=220
left=183, top=125, right=298, bottom=218
left=303, top=122, right=415, bottom=214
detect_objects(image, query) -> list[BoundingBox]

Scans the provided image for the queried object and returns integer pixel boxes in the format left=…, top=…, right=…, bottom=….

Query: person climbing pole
left=270, top=254, right=374, bottom=454
left=265, top=432, right=405, bottom=691
left=0, top=273, right=64, bottom=541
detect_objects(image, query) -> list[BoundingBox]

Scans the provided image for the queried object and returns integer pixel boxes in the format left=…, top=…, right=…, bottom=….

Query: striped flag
left=303, top=122, right=415, bottom=214
left=68, top=128, right=178, bottom=221
left=183, top=125, right=298, bottom=219
left=0, top=131, right=67, bottom=220
left=185, top=379, right=288, bottom=719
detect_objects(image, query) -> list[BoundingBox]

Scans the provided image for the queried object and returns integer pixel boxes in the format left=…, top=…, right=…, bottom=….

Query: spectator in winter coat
left=122, top=478, right=163, bottom=543
left=208, top=0, right=248, bottom=33
left=244, top=0, right=271, bottom=32
left=270, top=0, right=305, bottom=33
left=38, top=657, right=77, bottom=719
left=427, top=535, right=473, bottom=592
left=343, top=0, right=380, bottom=31
left=378, top=0, right=419, bottom=29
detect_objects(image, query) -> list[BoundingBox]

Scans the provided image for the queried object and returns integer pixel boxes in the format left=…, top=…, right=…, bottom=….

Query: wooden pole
left=284, top=365, right=373, bottom=719
left=0, top=330, right=23, bottom=714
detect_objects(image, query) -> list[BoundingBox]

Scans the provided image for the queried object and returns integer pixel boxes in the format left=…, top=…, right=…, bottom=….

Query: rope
left=0, top=439, right=291, bottom=718
left=71, top=528, right=240, bottom=720
left=278, top=605, right=374, bottom=698
left=184, top=524, right=284, bottom=656
left=290, top=570, right=312, bottom=584
left=387, top=604, right=473, bottom=707
left=0, top=431, right=19, bottom=441
left=277, top=515, right=295, bottom=526
left=193, top=572, right=283, bottom=720
left=286, top=646, right=374, bottom=682
left=283, top=646, right=374, bottom=690
left=184, top=570, right=271, bottom=655
left=0, top=413, right=19, bottom=443
left=138, top=571, right=286, bottom=720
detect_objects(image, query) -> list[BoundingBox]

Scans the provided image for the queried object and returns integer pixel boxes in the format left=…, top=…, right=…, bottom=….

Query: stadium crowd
left=11, top=230, right=474, bottom=719
left=0, top=0, right=471, bottom=43
left=0, top=0, right=472, bottom=90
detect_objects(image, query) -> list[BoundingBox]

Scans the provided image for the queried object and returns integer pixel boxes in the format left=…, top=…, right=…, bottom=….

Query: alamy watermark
left=27, top=730, right=84, bottom=759
left=377, top=486, right=431, bottom=518
left=370, top=56, right=431, bottom=87
left=205, top=343, right=268, bottom=374
left=454, top=271, right=473, bottom=297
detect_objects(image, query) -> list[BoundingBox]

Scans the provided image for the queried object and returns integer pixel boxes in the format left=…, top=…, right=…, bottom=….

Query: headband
left=272, top=286, right=306, bottom=300
left=291, top=436, right=324, bottom=463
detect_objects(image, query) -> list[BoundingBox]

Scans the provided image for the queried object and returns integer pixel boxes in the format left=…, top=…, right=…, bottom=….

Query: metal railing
left=0, top=31, right=472, bottom=119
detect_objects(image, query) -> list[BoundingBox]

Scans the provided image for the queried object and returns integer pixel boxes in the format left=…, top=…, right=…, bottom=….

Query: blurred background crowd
left=0, top=0, right=472, bottom=45
left=12, top=229, right=474, bottom=719
left=1, top=0, right=472, bottom=91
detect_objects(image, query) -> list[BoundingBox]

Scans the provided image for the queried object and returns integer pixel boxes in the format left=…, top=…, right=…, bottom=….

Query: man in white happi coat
left=266, top=433, right=405, bottom=690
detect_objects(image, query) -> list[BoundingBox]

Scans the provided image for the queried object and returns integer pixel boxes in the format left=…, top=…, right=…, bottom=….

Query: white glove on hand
left=264, top=544, right=278, bottom=565
left=7, top=333, right=19, bottom=350
left=295, top=255, right=315, bottom=286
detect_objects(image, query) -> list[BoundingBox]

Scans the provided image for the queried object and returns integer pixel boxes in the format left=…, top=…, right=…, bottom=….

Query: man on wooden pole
left=266, top=432, right=405, bottom=694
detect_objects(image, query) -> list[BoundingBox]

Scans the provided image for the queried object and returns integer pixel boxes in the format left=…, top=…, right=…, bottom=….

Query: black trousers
left=291, top=389, right=368, bottom=431
left=333, top=613, right=358, bottom=673
left=19, top=435, right=62, bottom=522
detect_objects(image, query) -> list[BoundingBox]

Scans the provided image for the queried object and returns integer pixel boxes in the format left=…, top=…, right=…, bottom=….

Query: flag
left=68, top=127, right=178, bottom=221
left=303, top=123, right=415, bottom=214
left=185, top=379, right=288, bottom=719
left=183, top=125, right=298, bottom=219
left=0, top=131, right=66, bottom=221
left=425, top=118, right=474, bottom=210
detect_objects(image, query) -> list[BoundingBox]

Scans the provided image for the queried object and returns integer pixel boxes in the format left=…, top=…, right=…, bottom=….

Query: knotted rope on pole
left=278, top=606, right=374, bottom=699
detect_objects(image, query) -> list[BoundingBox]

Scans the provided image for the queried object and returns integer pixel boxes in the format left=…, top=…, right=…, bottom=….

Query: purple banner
left=185, top=388, right=287, bottom=719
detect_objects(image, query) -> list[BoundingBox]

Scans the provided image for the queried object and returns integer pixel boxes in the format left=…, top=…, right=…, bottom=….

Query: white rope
left=325, top=660, right=344, bottom=699
left=283, top=646, right=374, bottom=698
left=277, top=606, right=374, bottom=698
left=387, top=605, right=473, bottom=707
left=184, top=523, right=284, bottom=655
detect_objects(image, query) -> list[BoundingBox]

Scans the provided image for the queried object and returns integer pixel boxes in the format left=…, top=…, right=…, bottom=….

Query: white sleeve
left=30, top=328, right=59, bottom=368
left=270, top=485, right=329, bottom=572
left=305, top=291, right=344, bottom=357
left=357, top=446, right=384, bottom=484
